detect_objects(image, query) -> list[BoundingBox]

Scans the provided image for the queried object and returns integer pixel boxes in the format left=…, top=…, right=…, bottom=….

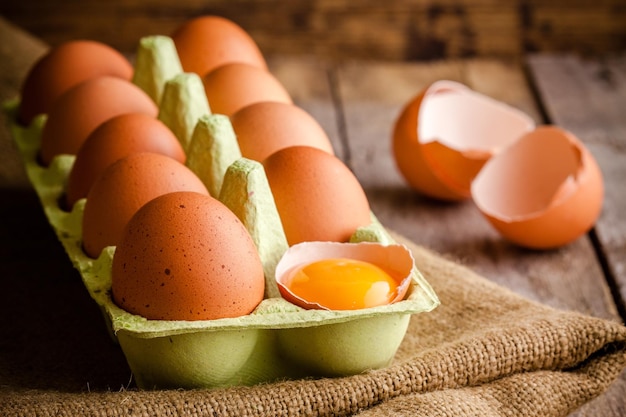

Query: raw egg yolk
left=286, top=258, right=399, bottom=310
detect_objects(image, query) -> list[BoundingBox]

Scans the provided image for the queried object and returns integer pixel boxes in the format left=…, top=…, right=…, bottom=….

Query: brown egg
left=171, top=15, right=267, bottom=76
left=202, top=62, right=292, bottom=116
left=81, top=152, right=209, bottom=258
left=18, top=40, right=134, bottom=126
left=39, top=76, right=158, bottom=167
left=111, top=191, right=265, bottom=321
left=471, top=126, right=604, bottom=249
left=231, top=101, right=335, bottom=162
left=65, top=113, right=186, bottom=209
left=262, top=146, right=372, bottom=246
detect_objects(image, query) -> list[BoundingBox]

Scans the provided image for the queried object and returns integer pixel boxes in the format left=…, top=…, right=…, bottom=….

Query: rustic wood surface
left=1, top=15, right=625, bottom=416
left=1, top=0, right=625, bottom=61
left=527, top=53, right=626, bottom=319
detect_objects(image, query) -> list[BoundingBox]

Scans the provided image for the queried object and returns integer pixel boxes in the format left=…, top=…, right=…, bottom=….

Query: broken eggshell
left=471, top=125, right=604, bottom=249
left=275, top=241, right=417, bottom=376
left=275, top=241, right=414, bottom=311
left=392, top=80, right=535, bottom=201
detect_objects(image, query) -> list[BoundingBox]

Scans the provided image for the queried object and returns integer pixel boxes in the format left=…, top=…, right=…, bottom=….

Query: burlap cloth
left=1, top=226, right=625, bottom=417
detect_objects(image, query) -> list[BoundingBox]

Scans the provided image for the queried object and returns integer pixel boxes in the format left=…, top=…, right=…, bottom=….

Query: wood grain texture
left=267, top=55, right=345, bottom=162
left=1, top=0, right=625, bottom=61
left=526, top=54, right=626, bottom=318
left=525, top=53, right=626, bottom=417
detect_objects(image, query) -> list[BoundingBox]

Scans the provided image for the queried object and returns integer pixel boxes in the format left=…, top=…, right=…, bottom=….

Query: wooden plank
left=1, top=0, right=625, bottom=60
left=526, top=53, right=626, bottom=317
left=268, top=55, right=345, bottom=162
left=525, top=53, right=626, bottom=417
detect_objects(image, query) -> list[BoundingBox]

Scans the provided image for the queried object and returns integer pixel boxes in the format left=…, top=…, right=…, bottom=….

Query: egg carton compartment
left=3, top=36, right=440, bottom=389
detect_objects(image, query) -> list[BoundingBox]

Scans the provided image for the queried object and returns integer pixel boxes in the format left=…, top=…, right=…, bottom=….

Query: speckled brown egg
left=64, top=113, right=186, bottom=209
left=39, top=76, right=158, bottom=167
left=262, top=146, right=372, bottom=246
left=18, top=40, right=133, bottom=126
left=111, top=191, right=265, bottom=321
left=231, top=101, right=335, bottom=162
left=171, top=15, right=267, bottom=77
left=81, top=152, right=208, bottom=258
left=202, top=62, right=292, bottom=116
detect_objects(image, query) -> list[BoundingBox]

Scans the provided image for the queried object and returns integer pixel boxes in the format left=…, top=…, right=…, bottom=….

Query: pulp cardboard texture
left=3, top=35, right=440, bottom=390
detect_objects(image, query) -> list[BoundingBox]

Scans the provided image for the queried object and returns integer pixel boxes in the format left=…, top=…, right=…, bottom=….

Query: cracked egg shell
left=111, top=191, right=265, bottom=321
left=392, top=80, right=535, bottom=201
left=275, top=241, right=413, bottom=311
left=471, top=125, right=604, bottom=249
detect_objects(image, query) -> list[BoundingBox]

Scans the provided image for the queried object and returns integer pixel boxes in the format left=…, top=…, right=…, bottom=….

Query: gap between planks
left=525, top=53, right=626, bottom=326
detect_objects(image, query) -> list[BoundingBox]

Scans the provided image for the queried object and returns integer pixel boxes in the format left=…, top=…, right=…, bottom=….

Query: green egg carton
left=4, top=35, right=440, bottom=390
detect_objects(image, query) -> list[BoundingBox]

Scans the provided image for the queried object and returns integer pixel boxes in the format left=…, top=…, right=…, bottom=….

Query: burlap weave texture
left=2, top=235, right=625, bottom=417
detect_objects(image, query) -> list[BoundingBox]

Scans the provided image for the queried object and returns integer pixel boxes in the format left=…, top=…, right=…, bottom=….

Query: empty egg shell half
left=4, top=34, right=440, bottom=388
left=471, top=125, right=604, bottom=249
left=393, top=80, right=535, bottom=201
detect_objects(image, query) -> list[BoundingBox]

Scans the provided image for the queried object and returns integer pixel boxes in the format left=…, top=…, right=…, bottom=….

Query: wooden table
left=0, top=16, right=624, bottom=416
